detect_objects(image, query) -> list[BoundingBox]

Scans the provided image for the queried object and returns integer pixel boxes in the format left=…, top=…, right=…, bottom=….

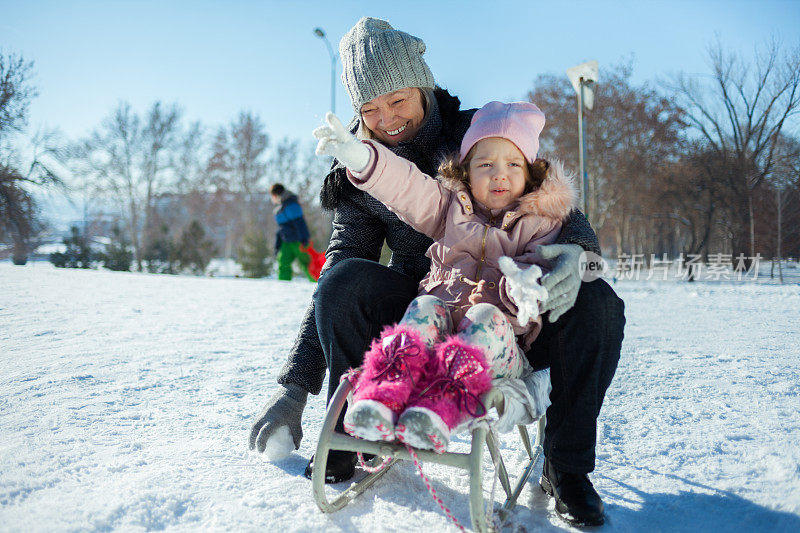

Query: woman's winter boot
left=395, top=337, right=492, bottom=453
left=343, top=325, right=432, bottom=441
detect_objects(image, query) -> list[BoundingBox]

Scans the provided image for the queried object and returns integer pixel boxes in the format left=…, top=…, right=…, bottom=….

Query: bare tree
left=529, top=61, right=686, bottom=255
left=1, top=131, right=65, bottom=263
left=208, top=112, right=269, bottom=225
left=206, top=112, right=269, bottom=257
left=659, top=142, right=727, bottom=262
left=71, top=101, right=181, bottom=269
left=767, top=134, right=800, bottom=281
left=173, top=121, right=206, bottom=195
left=671, top=40, right=800, bottom=259
left=141, top=102, right=181, bottom=247
left=0, top=53, right=37, bottom=139
left=267, top=137, right=301, bottom=190
left=0, top=53, right=66, bottom=263
left=71, top=102, right=142, bottom=267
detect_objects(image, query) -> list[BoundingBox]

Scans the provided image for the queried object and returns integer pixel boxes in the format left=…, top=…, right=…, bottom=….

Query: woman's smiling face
left=360, top=88, right=426, bottom=146
left=468, top=137, right=529, bottom=210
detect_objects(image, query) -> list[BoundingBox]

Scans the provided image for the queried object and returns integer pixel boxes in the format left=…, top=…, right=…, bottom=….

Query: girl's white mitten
left=313, top=112, right=370, bottom=173
left=498, top=256, right=548, bottom=325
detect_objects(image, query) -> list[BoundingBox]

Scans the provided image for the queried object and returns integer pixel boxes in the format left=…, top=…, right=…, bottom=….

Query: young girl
left=313, top=101, right=576, bottom=452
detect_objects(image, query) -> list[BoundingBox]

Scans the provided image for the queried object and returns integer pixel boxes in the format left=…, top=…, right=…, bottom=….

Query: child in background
left=314, top=101, right=576, bottom=452
left=270, top=183, right=315, bottom=282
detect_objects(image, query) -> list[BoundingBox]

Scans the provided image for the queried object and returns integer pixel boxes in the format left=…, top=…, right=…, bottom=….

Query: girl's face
left=468, top=137, right=529, bottom=210
left=360, top=88, right=426, bottom=146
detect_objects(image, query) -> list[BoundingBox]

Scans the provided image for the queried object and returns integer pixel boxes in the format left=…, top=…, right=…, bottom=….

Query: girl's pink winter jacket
left=349, top=141, right=577, bottom=349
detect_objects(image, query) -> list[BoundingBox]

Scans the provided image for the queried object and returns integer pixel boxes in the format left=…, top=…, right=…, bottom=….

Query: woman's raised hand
left=313, top=112, right=371, bottom=173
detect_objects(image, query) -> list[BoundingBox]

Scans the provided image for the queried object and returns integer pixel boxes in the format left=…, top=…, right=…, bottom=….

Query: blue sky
left=3, top=0, right=800, bottom=147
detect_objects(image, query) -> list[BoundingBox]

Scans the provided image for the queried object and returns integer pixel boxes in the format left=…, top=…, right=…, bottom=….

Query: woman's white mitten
left=313, top=112, right=370, bottom=172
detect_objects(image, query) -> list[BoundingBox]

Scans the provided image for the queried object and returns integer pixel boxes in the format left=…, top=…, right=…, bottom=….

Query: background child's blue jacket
left=274, top=192, right=310, bottom=251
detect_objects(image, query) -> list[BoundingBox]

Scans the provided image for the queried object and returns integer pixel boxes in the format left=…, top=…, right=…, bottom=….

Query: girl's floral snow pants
left=399, top=295, right=525, bottom=380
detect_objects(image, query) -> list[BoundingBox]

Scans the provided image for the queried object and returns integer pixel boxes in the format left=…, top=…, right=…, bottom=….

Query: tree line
left=1, top=51, right=331, bottom=275
left=63, top=101, right=331, bottom=275
left=2, top=40, right=799, bottom=277
left=530, top=42, right=800, bottom=264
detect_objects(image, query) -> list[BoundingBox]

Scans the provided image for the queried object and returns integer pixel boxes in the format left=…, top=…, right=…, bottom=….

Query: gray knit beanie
left=339, top=17, right=435, bottom=112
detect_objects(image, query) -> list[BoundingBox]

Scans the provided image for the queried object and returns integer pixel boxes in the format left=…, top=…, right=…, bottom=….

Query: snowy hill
left=1, top=263, right=799, bottom=532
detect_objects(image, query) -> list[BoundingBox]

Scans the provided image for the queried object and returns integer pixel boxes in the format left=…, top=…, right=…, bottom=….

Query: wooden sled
left=311, top=378, right=546, bottom=532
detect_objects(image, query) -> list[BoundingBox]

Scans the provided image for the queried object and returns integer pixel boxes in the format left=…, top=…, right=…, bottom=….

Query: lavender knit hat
left=339, top=17, right=435, bottom=112
left=459, top=101, right=546, bottom=164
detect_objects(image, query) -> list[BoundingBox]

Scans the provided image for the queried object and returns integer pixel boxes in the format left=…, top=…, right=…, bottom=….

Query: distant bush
left=143, top=224, right=177, bottom=274
left=98, top=225, right=133, bottom=271
left=50, top=226, right=93, bottom=268
left=237, top=230, right=273, bottom=278
left=174, top=220, right=216, bottom=275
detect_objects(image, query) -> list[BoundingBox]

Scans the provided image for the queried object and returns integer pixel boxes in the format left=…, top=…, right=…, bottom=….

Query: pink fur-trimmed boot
left=395, top=337, right=492, bottom=453
left=343, top=325, right=433, bottom=442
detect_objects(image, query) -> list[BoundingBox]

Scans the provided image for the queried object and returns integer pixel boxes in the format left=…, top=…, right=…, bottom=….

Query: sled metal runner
left=312, top=379, right=546, bottom=532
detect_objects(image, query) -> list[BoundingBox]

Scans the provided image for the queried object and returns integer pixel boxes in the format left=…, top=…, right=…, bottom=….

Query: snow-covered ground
left=1, top=262, right=799, bottom=532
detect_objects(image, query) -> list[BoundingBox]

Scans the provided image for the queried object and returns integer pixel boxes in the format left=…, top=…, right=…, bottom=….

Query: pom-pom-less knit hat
left=339, top=17, right=435, bottom=112
left=459, top=101, right=546, bottom=164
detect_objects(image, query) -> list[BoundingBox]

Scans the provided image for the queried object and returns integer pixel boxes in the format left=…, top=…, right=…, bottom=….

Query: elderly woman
left=249, top=17, right=624, bottom=528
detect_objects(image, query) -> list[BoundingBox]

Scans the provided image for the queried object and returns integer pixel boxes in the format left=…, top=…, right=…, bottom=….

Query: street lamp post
left=314, top=28, right=337, bottom=114
left=566, top=60, right=598, bottom=221
left=578, top=80, right=588, bottom=216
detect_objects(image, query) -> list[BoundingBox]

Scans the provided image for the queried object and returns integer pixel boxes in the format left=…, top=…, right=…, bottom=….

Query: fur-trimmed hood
left=516, top=160, right=577, bottom=219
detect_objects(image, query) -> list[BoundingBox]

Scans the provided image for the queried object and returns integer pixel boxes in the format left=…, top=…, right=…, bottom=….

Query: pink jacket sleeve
left=347, top=141, right=453, bottom=241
